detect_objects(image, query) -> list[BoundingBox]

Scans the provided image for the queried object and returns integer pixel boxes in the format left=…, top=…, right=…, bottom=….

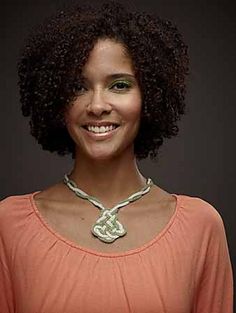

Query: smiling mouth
left=82, top=125, right=119, bottom=134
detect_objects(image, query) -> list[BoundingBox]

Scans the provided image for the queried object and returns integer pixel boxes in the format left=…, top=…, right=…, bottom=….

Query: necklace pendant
left=64, top=174, right=154, bottom=244
left=91, top=209, right=127, bottom=243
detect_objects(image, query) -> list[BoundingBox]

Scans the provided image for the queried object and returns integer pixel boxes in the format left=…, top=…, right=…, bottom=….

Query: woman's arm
left=0, top=237, right=14, bottom=313
left=0, top=199, right=15, bottom=313
left=192, top=209, right=234, bottom=313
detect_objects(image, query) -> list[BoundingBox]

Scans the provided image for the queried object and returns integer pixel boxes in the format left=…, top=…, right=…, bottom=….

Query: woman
left=0, top=1, right=233, bottom=312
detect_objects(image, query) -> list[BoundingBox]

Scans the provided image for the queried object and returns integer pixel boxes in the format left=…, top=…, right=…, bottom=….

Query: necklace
left=63, top=174, right=154, bottom=243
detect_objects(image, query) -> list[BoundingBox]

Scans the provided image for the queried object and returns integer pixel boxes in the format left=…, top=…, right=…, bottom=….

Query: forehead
left=82, top=38, right=134, bottom=77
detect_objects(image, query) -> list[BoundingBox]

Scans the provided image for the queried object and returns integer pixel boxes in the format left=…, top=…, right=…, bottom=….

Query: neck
left=68, top=149, right=147, bottom=206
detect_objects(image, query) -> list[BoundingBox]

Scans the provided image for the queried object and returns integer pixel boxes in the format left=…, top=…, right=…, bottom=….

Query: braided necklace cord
left=63, top=174, right=154, bottom=243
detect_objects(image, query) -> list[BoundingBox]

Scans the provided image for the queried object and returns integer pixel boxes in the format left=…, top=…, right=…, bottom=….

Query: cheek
left=124, top=95, right=142, bottom=122
left=64, top=104, right=80, bottom=125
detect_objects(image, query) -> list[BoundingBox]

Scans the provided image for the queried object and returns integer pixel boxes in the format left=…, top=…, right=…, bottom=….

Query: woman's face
left=65, top=38, right=142, bottom=161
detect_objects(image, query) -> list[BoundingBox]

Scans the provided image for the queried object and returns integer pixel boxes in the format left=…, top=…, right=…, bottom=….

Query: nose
left=86, top=88, right=112, bottom=116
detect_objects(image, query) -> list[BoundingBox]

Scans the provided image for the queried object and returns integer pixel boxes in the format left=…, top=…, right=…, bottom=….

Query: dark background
left=1, top=0, right=235, bottom=307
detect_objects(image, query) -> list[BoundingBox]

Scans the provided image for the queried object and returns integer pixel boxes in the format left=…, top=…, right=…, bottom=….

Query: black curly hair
left=17, top=0, right=189, bottom=161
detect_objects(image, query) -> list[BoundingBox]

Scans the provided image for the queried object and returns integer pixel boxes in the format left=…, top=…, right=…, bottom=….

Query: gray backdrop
left=1, top=0, right=235, bottom=307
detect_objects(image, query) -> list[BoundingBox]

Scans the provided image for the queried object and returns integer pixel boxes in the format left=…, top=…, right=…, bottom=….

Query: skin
left=64, top=38, right=147, bottom=205
left=34, top=38, right=177, bottom=251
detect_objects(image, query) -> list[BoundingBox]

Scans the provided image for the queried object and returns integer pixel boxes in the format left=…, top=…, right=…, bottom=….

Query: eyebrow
left=81, top=73, right=136, bottom=80
left=107, top=73, right=135, bottom=79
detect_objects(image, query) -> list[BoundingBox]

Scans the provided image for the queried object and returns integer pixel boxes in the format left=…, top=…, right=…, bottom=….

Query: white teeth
left=86, top=125, right=117, bottom=133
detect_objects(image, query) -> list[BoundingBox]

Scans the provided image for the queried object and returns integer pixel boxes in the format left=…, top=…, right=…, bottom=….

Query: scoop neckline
left=29, top=191, right=182, bottom=258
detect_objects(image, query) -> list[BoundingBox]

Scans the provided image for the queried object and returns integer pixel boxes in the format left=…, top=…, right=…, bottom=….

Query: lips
left=82, top=121, right=120, bottom=128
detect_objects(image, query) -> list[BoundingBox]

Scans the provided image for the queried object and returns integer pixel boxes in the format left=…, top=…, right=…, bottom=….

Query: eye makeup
left=109, top=79, right=133, bottom=91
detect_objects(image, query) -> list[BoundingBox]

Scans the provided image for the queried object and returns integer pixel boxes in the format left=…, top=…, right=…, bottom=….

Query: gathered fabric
left=0, top=192, right=233, bottom=313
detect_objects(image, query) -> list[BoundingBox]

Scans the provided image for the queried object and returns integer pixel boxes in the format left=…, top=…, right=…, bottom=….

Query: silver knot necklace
left=63, top=174, right=154, bottom=244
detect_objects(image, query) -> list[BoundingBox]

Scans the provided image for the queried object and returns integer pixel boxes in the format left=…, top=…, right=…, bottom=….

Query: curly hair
left=17, top=0, right=189, bottom=161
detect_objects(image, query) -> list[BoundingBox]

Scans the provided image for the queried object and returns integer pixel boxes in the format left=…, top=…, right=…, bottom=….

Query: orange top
left=0, top=192, right=233, bottom=313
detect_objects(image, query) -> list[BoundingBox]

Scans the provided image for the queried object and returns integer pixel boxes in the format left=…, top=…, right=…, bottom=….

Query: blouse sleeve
left=193, top=207, right=234, bottom=313
left=0, top=199, right=15, bottom=313
left=0, top=238, right=14, bottom=313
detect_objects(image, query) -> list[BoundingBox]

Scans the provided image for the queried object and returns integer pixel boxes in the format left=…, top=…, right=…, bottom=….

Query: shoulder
left=177, top=194, right=226, bottom=235
left=0, top=192, right=33, bottom=208
left=0, top=192, right=36, bottom=226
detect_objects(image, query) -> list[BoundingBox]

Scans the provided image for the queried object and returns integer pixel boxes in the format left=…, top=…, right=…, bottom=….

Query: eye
left=110, top=80, right=132, bottom=91
left=75, top=83, right=87, bottom=94
left=77, top=86, right=86, bottom=93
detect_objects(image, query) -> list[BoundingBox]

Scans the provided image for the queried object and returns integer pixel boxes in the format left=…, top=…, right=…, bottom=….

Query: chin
left=75, top=139, right=135, bottom=161
left=90, top=151, right=120, bottom=161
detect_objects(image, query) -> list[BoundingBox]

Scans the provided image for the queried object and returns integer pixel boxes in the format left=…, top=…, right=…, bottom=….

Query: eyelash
left=76, top=80, right=132, bottom=94
left=110, top=80, right=132, bottom=91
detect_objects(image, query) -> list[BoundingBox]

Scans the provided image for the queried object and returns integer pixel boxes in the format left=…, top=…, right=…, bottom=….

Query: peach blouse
left=0, top=192, right=233, bottom=313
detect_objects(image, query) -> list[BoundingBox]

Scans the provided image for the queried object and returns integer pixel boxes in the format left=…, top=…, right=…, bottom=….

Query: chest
left=34, top=195, right=176, bottom=253
left=12, top=193, right=197, bottom=313
left=13, top=234, right=194, bottom=313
